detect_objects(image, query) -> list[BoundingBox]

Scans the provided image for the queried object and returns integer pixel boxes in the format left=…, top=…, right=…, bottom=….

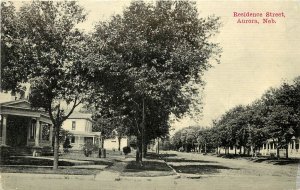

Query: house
left=0, top=90, right=101, bottom=155
left=104, top=136, right=128, bottom=151
left=0, top=99, right=53, bottom=155
left=61, top=113, right=101, bottom=150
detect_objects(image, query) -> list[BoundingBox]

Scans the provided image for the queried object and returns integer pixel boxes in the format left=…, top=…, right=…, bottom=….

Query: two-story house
left=61, top=113, right=101, bottom=150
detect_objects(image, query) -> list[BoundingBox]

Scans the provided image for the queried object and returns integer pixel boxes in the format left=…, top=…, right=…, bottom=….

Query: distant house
left=104, top=136, right=128, bottom=151
left=61, top=113, right=101, bottom=150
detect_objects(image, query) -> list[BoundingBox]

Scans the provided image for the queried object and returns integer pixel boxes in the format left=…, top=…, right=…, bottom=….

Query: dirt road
left=1, top=151, right=299, bottom=190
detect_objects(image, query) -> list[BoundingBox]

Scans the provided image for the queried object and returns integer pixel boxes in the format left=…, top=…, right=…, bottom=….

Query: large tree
left=1, top=2, right=24, bottom=92
left=1, top=1, right=90, bottom=169
left=262, top=81, right=300, bottom=158
left=88, top=0, right=221, bottom=163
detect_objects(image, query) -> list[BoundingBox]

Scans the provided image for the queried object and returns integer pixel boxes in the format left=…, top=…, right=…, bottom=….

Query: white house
left=104, top=136, right=128, bottom=151
left=61, top=113, right=101, bottom=150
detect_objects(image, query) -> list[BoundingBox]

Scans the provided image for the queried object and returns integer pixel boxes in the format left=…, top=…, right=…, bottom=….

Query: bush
left=82, top=142, right=98, bottom=157
left=63, top=138, right=72, bottom=153
left=123, top=146, right=131, bottom=155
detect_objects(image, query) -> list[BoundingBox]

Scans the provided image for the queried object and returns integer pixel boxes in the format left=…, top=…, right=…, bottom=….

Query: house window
left=72, top=121, right=76, bottom=130
left=71, top=136, right=75, bottom=143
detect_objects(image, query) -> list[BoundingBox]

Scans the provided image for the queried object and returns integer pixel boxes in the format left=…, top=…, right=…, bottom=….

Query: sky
left=2, top=1, right=300, bottom=133
left=75, top=1, right=300, bottom=132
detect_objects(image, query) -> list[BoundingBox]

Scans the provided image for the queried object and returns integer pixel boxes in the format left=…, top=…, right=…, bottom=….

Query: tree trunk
left=277, top=147, right=280, bottom=159
left=136, top=136, right=143, bottom=165
left=204, top=143, right=207, bottom=154
left=118, top=136, right=121, bottom=151
left=156, top=138, right=160, bottom=154
left=234, top=146, right=237, bottom=155
left=53, top=126, right=60, bottom=170
left=286, top=145, right=289, bottom=159
left=143, top=141, right=147, bottom=158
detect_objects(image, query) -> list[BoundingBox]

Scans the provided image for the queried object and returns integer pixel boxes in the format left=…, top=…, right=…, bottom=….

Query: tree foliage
left=1, top=1, right=90, bottom=169
left=87, top=0, right=221, bottom=162
left=170, top=77, right=300, bottom=158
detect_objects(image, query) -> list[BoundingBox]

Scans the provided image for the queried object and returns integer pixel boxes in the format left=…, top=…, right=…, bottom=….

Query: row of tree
left=171, top=77, right=300, bottom=158
left=1, top=1, right=221, bottom=168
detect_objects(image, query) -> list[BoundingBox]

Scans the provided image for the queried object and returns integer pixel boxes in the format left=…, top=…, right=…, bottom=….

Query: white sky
left=2, top=1, right=300, bottom=133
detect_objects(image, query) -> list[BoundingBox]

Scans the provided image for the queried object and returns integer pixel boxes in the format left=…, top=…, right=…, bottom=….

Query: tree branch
left=62, top=97, right=82, bottom=121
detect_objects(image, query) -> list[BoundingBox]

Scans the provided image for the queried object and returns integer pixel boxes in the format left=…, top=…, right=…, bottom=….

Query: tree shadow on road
left=171, top=164, right=237, bottom=175
left=253, top=158, right=300, bottom=165
left=165, top=158, right=217, bottom=163
left=146, top=152, right=177, bottom=159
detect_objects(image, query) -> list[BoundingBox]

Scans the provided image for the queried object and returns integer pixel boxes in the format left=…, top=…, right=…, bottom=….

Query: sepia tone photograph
left=0, top=0, right=299, bottom=189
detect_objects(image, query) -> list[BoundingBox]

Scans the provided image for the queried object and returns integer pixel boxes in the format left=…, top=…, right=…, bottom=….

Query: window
left=71, top=136, right=75, bottom=143
left=72, top=121, right=76, bottom=130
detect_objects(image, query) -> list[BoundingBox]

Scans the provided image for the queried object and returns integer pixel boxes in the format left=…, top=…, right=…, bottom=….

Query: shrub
left=82, top=142, right=98, bottom=157
left=123, top=146, right=131, bottom=155
left=63, top=138, right=72, bottom=153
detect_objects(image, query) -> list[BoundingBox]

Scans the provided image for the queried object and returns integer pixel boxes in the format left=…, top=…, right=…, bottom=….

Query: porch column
left=293, top=141, right=296, bottom=150
left=93, top=137, right=95, bottom=145
left=27, top=119, right=32, bottom=144
left=1, top=115, right=7, bottom=146
left=35, top=118, right=41, bottom=147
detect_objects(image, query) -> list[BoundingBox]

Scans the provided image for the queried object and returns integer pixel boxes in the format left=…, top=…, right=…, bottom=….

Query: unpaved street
left=1, top=151, right=299, bottom=190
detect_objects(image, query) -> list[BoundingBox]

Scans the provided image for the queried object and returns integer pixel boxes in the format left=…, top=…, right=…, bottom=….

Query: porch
left=0, top=100, right=53, bottom=155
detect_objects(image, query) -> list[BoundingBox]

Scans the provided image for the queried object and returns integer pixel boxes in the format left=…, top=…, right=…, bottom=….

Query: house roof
left=0, top=99, right=32, bottom=108
left=0, top=99, right=52, bottom=124
left=69, top=130, right=100, bottom=137
left=68, top=112, right=92, bottom=120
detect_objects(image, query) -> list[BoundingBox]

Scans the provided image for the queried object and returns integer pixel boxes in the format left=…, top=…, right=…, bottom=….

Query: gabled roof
left=0, top=99, right=32, bottom=109
left=0, top=99, right=52, bottom=124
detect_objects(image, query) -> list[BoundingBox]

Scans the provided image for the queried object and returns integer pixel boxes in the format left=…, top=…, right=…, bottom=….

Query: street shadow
left=252, top=157, right=300, bottom=165
left=124, top=160, right=172, bottom=172
left=171, top=164, right=237, bottom=175
left=146, top=152, right=177, bottom=160
left=164, top=158, right=217, bottom=163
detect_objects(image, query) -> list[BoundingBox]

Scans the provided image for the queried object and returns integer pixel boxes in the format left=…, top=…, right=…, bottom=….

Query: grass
left=0, top=156, right=74, bottom=166
left=170, top=164, right=234, bottom=175
left=124, top=160, right=172, bottom=172
left=164, top=158, right=217, bottom=163
left=0, top=166, right=101, bottom=175
left=0, top=154, right=112, bottom=175
left=122, top=160, right=175, bottom=177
